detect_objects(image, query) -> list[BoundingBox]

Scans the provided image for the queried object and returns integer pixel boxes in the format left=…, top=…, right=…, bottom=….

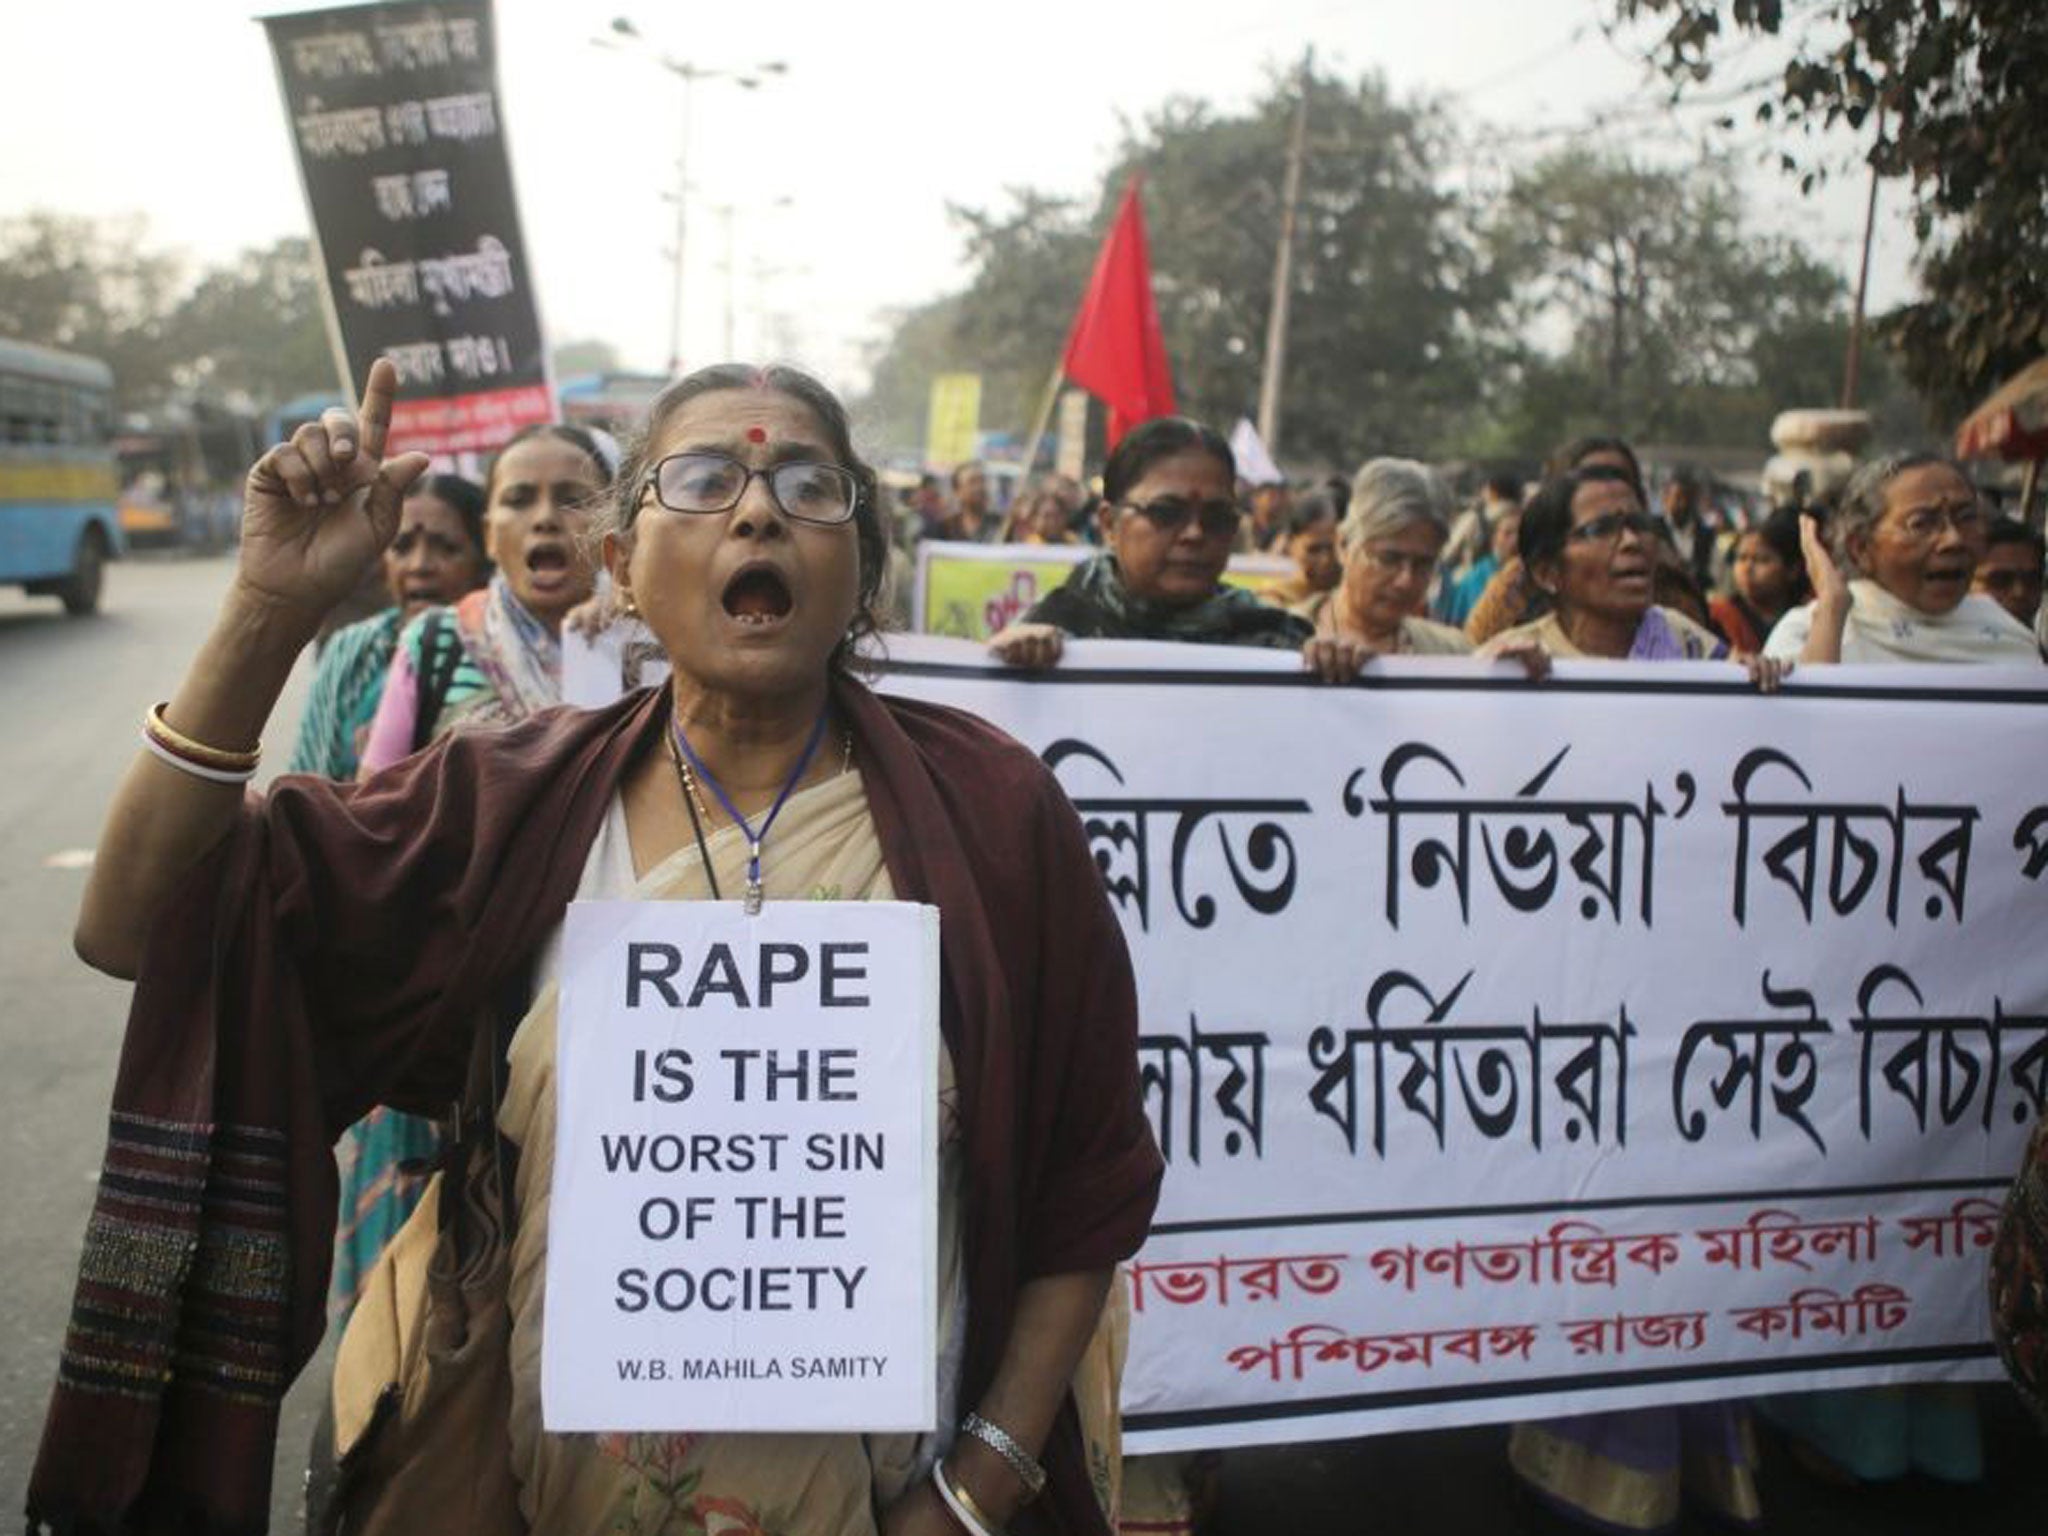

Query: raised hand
left=236, top=358, right=431, bottom=625
left=1799, top=511, right=1849, bottom=611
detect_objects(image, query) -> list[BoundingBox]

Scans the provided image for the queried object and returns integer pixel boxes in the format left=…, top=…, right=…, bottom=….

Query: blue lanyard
left=670, top=706, right=830, bottom=913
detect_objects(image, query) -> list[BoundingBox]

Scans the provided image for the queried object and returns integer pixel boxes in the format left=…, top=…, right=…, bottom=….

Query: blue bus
left=0, top=339, right=124, bottom=614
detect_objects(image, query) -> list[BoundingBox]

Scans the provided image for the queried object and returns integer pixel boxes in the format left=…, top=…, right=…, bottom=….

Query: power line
left=1446, top=22, right=1595, bottom=99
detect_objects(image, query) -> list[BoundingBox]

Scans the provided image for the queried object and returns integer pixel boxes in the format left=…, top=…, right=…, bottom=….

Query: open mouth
left=721, top=565, right=794, bottom=626
left=525, top=544, right=572, bottom=584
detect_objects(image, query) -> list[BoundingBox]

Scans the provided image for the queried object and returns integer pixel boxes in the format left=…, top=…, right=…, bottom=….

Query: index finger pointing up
left=357, top=357, right=400, bottom=460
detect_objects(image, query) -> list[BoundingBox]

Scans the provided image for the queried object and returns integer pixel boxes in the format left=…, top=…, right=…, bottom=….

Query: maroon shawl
left=29, top=680, right=1162, bottom=1535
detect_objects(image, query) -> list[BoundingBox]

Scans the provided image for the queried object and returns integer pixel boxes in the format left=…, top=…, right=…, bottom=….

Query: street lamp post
left=597, top=18, right=786, bottom=375
left=711, top=196, right=793, bottom=360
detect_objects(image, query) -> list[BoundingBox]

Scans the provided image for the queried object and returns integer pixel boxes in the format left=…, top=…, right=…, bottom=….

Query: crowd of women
left=985, top=426, right=2044, bottom=680
left=27, top=359, right=2048, bottom=1536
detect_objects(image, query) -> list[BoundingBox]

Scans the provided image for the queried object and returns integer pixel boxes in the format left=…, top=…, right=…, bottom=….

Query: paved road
left=3, top=554, right=2042, bottom=1533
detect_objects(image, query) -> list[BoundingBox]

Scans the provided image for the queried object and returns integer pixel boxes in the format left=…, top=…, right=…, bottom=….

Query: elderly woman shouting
left=1481, top=465, right=1733, bottom=665
left=34, top=361, right=1161, bottom=1536
left=1765, top=451, right=2040, bottom=666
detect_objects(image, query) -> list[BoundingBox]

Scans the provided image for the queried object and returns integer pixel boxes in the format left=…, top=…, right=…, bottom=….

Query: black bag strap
left=439, top=959, right=535, bottom=1265
left=409, top=609, right=463, bottom=757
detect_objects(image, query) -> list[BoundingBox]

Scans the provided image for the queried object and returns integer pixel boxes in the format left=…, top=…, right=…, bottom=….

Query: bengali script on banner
left=872, top=636, right=2048, bottom=1454
left=264, top=0, right=553, bottom=458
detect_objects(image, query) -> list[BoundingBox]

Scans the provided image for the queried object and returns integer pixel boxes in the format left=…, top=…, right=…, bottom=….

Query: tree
left=859, top=67, right=1506, bottom=467
left=0, top=213, right=184, bottom=412
left=1482, top=150, right=1883, bottom=450
left=857, top=194, right=1095, bottom=461
left=860, top=294, right=977, bottom=459
left=1101, top=72, right=1501, bottom=464
left=0, top=218, right=334, bottom=416
left=160, top=238, right=336, bottom=410
left=1615, top=0, right=2048, bottom=417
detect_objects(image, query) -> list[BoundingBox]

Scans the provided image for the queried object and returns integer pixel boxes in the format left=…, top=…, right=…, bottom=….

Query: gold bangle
left=944, top=1464, right=1006, bottom=1536
left=145, top=702, right=261, bottom=772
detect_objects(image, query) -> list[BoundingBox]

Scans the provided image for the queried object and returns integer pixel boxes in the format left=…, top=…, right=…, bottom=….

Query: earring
left=619, top=595, right=639, bottom=618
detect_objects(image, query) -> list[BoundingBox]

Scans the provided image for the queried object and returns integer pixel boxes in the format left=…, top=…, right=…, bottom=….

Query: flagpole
left=1840, top=101, right=1885, bottom=411
left=1018, top=359, right=1065, bottom=482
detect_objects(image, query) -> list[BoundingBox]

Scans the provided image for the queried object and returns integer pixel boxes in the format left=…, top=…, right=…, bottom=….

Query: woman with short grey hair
left=1765, top=451, right=2040, bottom=665
left=1297, top=457, right=1480, bottom=679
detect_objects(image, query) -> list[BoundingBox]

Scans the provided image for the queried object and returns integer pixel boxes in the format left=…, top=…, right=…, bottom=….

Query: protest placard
left=924, top=374, right=982, bottom=469
left=544, top=900, right=941, bottom=1432
left=912, top=541, right=1294, bottom=640
left=263, top=0, right=553, bottom=458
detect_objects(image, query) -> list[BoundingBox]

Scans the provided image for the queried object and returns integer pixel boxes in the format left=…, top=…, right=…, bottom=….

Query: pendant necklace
left=669, top=706, right=831, bottom=913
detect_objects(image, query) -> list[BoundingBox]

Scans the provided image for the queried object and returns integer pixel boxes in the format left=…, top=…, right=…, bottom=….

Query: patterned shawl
left=284, top=609, right=403, bottom=780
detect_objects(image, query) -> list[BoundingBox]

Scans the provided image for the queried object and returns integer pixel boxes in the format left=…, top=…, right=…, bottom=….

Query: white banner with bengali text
left=869, top=635, right=2048, bottom=1455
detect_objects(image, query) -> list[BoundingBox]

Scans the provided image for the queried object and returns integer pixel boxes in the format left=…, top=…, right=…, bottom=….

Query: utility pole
left=595, top=20, right=785, bottom=376
left=719, top=203, right=738, bottom=360
left=667, top=74, right=695, bottom=377
left=1256, top=48, right=1312, bottom=456
left=1841, top=103, right=1885, bottom=411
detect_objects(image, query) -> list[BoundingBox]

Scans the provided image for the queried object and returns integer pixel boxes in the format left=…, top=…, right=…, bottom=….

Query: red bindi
left=746, top=426, right=768, bottom=444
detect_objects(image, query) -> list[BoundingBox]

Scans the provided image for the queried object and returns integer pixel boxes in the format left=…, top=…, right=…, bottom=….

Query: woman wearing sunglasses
left=989, top=417, right=1310, bottom=667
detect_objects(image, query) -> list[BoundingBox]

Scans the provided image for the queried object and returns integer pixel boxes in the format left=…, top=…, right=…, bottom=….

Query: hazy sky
left=6, top=0, right=1913, bottom=396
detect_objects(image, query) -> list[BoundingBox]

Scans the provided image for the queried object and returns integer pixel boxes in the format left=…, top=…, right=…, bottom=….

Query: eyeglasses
left=644, top=451, right=858, bottom=526
left=1888, top=503, right=1985, bottom=542
left=1122, top=497, right=1241, bottom=539
left=1568, top=510, right=1665, bottom=546
left=1360, top=545, right=1437, bottom=579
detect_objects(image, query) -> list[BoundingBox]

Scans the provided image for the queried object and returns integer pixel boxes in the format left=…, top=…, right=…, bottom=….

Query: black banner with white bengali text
left=264, top=0, right=552, bottom=456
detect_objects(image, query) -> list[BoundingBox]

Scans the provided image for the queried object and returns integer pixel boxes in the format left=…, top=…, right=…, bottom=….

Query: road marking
left=43, top=849, right=95, bottom=869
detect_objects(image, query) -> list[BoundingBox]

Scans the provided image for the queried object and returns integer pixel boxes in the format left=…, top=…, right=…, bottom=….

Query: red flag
left=1062, top=177, right=1175, bottom=445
